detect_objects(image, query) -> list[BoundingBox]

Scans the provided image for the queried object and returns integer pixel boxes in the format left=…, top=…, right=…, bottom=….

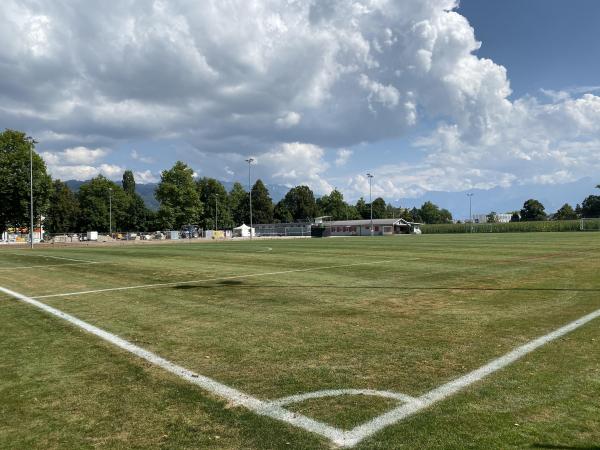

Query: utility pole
left=467, top=193, right=474, bottom=233
left=29, top=141, right=34, bottom=249
left=215, top=194, right=218, bottom=230
left=245, top=158, right=254, bottom=238
left=109, top=188, right=113, bottom=236
left=367, top=173, right=374, bottom=236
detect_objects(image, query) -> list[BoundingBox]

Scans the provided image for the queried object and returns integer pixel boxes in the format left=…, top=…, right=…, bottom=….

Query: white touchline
left=340, top=306, right=600, bottom=447
left=0, top=286, right=347, bottom=446
left=0, top=262, right=99, bottom=271
left=1, top=284, right=599, bottom=448
left=8, top=253, right=97, bottom=263
left=31, top=260, right=392, bottom=299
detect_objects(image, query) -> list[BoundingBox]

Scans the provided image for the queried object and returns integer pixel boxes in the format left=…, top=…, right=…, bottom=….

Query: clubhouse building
left=315, top=218, right=421, bottom=236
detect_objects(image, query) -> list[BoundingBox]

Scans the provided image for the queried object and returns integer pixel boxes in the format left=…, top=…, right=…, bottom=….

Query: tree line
left=2, top=129, right=599, bottom=235
left=484, top=194, right=600, bottom=224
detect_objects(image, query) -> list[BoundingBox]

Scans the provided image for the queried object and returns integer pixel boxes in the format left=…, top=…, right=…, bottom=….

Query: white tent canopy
left=233, top=224, right=255, bottom=237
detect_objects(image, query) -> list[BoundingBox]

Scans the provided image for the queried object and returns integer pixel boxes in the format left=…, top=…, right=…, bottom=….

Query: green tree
left=77, top=176, right=129, bottom=232
left=418, top=201, right=452, bottom=224
left=371, top=197, right=387, bottom=219
left=554, top=203, right=577, bottom=220
left=520, top=199, right=547, bottom=221
left=274, top=200, right=293, bottom=223
left=121, top=170, right=151, bottom=231
left=0, top=129, right=52, bottom=234
left=122, top=170, right=136, bottom=196
left=510, top=211, right=520, bottom=222
left=581, top=195, right=600, bottom=218
left=45, top=180, right=79, bottom=234
left=356, top=197, right=369, bottom=219
left=155, top=161, right=202, bottom=229
left=197, top=177, right=233, bottom=229
left=276, top=185, right=318, bottom=222
left=317, top=189, right=353, bottom=220
left=250, top=179, right=274, bottom=224
left=229, top=182, right=249, bottom=226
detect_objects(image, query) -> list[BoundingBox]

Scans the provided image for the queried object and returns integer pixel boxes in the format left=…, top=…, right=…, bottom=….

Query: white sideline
left=0, top=286, right=347, bottom=446
left=0, top=262, right=99, bottom=271
left=31, top=260, right=391, bottom=299
left=1, top=284, right=599, bottom=447
left=340, top=306, right=600, bottom=447
left=8, top=253, right=96, bottom=263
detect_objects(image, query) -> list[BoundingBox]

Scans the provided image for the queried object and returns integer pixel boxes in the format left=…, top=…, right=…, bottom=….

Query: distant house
left=472, top=213, right=512, bottom=224
left=315, top=218, right=421, bottom=236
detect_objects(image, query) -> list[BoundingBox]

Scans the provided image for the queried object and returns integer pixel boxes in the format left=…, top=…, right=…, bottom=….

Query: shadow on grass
left=531, top=444, right=600, bottom=450
left=171, top=284, right=600, bottom=292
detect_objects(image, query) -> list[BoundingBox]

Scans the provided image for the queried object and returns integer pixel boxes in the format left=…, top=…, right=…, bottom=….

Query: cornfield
left=421, top=219, right=600, bottom=234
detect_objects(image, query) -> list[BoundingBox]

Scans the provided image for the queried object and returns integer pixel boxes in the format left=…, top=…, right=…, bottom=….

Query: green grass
left=1, top=233, right=599, bottom=449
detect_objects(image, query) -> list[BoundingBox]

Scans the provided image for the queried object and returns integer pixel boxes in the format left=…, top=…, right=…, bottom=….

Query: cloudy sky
left=2, top=0, right=600, bottom=205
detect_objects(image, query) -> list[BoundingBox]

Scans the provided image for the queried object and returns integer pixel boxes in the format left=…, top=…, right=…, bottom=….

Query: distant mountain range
left=64, top=180, right=291, bottom=211
left=65, top=177, right=598, bottom=220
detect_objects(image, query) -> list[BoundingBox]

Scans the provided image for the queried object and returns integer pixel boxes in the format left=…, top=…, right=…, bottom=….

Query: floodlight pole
left=109, top=188, right=113, bottom=236
left=29, top=142, right=34, bottom=249
left=367, top=173, right=374, bottom=236
left=467, top=193, right=474, bottom=233
left=245, top=158, right=254, bottom=238
left=215, top=194, right=218, bottom=230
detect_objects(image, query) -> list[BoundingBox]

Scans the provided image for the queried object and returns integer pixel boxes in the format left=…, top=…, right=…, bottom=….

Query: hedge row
left=421, top=219, right=600, bottom=234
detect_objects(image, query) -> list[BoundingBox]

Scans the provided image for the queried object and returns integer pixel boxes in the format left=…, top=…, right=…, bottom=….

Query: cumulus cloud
left=335, top=149, right=352, bottom=167
left=256, top=142, right=333, bottom=193
left=134, top=169, right=159, bottom=184
left=47, top=163, right=124, bottom=181
left=131, top=149, right=155, bottom=164
left=2, top=0, right=600, bottom=195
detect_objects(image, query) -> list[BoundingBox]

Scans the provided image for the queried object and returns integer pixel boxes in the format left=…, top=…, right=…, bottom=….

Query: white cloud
left=134, top=169, right=159, bottom=184
left=46, top=163, right=124, bottom=181
left=275, top=111, right=301, bottom=128
left=335, top=149, right=352, bottom=167
left=3, top=0, right=600, bottom=196
left=256, top=142, right=332, bottom=194
left=131, top=149, right=155, bottom=164
left=42, top=147, right=108, bottom=165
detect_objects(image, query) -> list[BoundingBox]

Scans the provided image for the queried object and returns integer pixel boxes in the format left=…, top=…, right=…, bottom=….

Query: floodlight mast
left=29, top=141, right=34, bottom=249
left=245, top=158, right=255, bottom=239
left=215, top=193, right=218, bottom=230
left=367, top=173, right=374, bottom=236
left=467, top=193, right=474, bottom=233
left=108, top=188, right=113, bottom=236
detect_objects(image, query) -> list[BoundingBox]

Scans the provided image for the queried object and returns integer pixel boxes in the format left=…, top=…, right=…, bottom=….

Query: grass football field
left=1, top=233, right=599, bottom=449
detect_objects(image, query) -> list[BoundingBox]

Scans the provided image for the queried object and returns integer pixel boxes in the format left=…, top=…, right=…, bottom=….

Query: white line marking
left=256, top=247, right=273, bottom=253
left=32, top=260, right=391, bottom=299
left=0, top=286, right=347, bottom=446
left=0, top=262, right=99, bottom=271
left=271, top=389, right=418, bottom=406
left=340, top=306, right=600, bottom=447
left=1, top=284, right=598, bottom=447
left=7, top=253, right=96, bottom=263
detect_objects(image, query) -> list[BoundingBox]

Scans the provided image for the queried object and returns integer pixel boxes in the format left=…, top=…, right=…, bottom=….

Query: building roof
left=323, top=218, right=419, bottom=227
left=233, top=224, right=254, bottom=230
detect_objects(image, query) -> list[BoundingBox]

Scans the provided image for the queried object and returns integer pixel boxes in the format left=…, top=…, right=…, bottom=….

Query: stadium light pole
left=108, top=187, right=113, bottom=236
left=467, top=193, right=474, bottom=233
left=245, top=158, right=254, bottom=238
left=29, top=141, right=34, bottom=249
left=215, top=193, right=218, bottom=230
left=366, top=173, right=374, bottom=236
